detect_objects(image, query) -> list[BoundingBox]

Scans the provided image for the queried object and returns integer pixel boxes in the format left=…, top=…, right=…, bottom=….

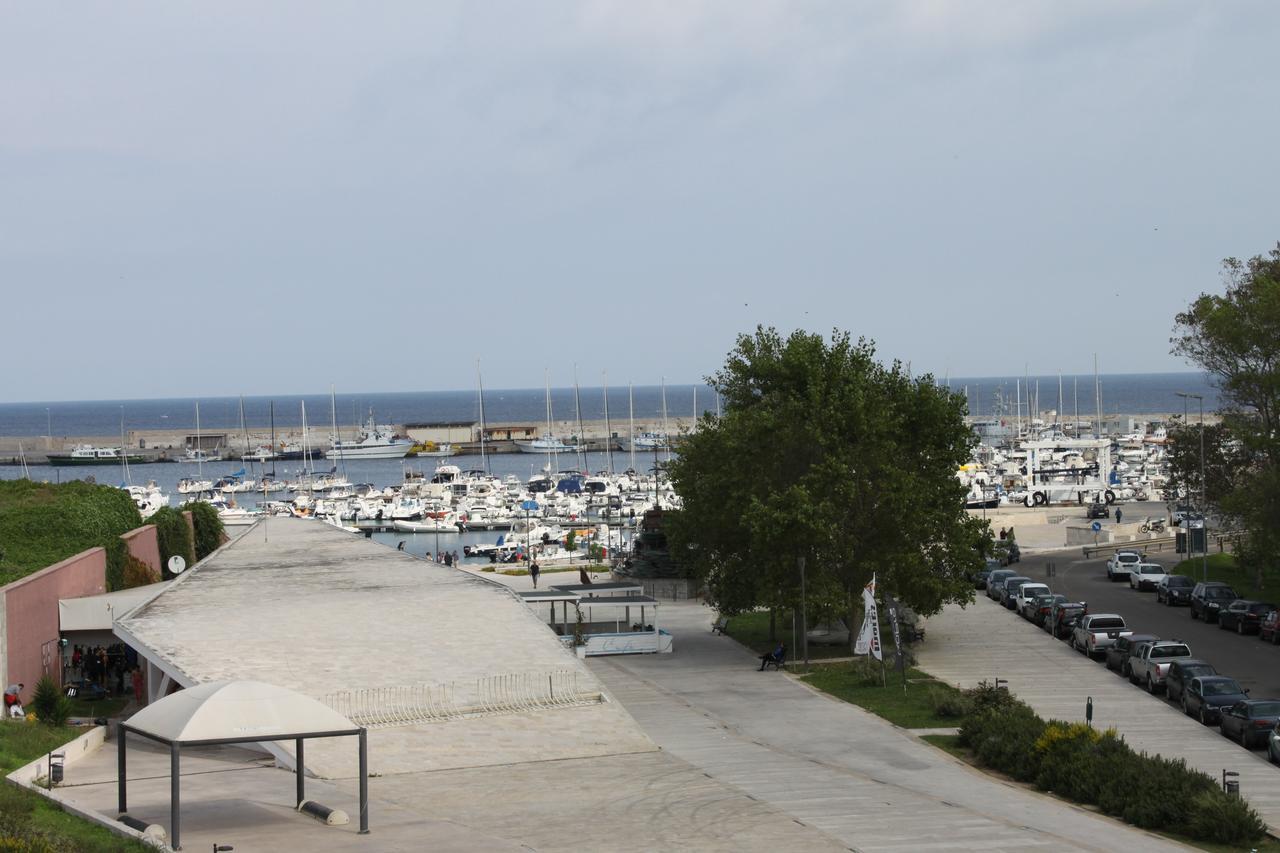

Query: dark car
left=1217, top=600, right=1277, bottom=635
left=1022, top=592, right=1057, bottom=623
left=1219, top=700, right=1280, bottom=749
left=1033, top=594, right=1068, bottom=629
left=1260, top=611, right=1280, bottom=644
left=1165, top=658, right=1217, bottom=704
left=1105, top=633, right=1158, bottom=676
left=1190, top=582, right=1237, bottom=623
left=995, top=539, right=1021, bottom=565
left=1052, top=604, right=1087, bottom=640
left=1182, top=676, right=1249, bottom=725
left=1086, top=502, right=1110, bottom=519
left=1000, top=577, right=1033, bottom=609
left=986, top=569, right=1019, bottom=601
left=1157, top=574, right=1194, bottom=606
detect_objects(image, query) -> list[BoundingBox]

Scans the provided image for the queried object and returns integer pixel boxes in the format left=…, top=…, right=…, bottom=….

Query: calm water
left=0, top=372, right=1219, bottom=438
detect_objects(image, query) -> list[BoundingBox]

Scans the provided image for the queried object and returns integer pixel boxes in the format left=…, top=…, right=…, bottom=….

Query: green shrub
left=1184, top=789, right=1267, bottom=845
left=928, top=686, right=972, bottom=718
left=182, top=501, right=224, bottom=560
left=28, top=677, right=70, bottom=728
left=149, top=507, right=193, bottom=577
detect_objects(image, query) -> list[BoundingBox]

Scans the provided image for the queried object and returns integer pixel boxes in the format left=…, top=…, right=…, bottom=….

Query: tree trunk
left=848, top=589, right=858, bottom=655
left=768, top=607, right=776, bottom=642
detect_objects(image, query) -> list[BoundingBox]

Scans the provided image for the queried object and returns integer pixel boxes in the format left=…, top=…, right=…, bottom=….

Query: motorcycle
left=1140, top=517, right=1167, bottom=534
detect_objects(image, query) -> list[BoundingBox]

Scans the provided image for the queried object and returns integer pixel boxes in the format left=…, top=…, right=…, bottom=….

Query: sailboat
left=515, top=372, right=571, bottom=455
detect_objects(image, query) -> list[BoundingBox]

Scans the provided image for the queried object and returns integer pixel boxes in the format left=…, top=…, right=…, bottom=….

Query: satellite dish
left=167, top=555, right=187, bottom=575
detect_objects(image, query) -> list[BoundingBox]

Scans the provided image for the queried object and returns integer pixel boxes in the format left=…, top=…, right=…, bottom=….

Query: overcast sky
left=2, top=2, right=1277, bottom=402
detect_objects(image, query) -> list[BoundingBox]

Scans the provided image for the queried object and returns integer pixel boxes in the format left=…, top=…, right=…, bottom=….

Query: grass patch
left=722, top=610, right=854, bottom=661
left=66, top=697, right=128, bottom=720
left=0, top=720, right=150, bottom=851
left=920, top=733, right=969, bottom=759
left=801, top=664, right=968, bottom=728
left=1172, top=552, right=1280, bottom=599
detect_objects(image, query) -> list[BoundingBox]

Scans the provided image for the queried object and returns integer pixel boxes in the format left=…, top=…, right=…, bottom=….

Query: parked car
left=1269, top=722, right=1280, bottom=765
left=1182, top=676, right=1249, bottom=725
left=1052, top=604, right=1087, bottom=640
left=1189, top=582, right=1237, bottom=623
left=1156, top=574, right=1194, bottom=606
left=1072, top=614, right=1133, bottom=660
left=1106, top=550, right=1142, bottom=582
left=999, top=577, right=1033, bottom=609
left=986, top=569, right=1019, bottom=601
left=994, top=539, right=1021, bottom=565
left=1128, top=563, right=1167, bottom=591
left=1104, top=633, right=1158, bottom=675
left=1031, top=594, right=1068, bottom=628
left=1014, top=583, right=1051, bottom=616
left=1219, top=700, right=1280, bottom=749
left=1260, top=610, right=1280, bottom=644
left=1165, top=659, right=1217, bottom=704
left=1086, top=502, right=1110, bottom=519
left=1217, top=600, right=1277, bottom=635
left=1128, top=640, right=1193, bottom=693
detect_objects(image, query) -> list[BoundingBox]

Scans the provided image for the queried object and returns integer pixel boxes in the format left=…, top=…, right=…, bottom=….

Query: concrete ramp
left=116, top=518, right=654, bottom=777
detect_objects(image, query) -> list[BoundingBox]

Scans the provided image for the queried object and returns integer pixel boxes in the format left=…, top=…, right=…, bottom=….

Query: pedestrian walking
left=530, top=561, right=541, bottom=589
left=1115, top=507, right=1123, bottom=524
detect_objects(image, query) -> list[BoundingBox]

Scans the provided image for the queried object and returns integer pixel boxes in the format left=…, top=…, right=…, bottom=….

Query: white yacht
left=327, top=416, right=413, bottom=460
left=514, top=435, right=573, bottom=454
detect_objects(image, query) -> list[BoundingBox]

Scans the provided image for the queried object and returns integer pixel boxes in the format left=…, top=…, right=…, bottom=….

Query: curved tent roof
left=125, top=680, right=357, bottom=744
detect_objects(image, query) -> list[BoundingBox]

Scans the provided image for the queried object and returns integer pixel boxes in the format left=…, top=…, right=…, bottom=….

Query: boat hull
left=326, top=444, right=413, bottom=460
left=47, top=454, right=147, bottom=466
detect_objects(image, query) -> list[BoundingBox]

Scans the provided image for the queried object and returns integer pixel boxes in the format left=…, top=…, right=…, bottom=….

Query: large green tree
left=1171, top=244, right=1280, bottom=585
left=666, top=327, right=986, bottom=642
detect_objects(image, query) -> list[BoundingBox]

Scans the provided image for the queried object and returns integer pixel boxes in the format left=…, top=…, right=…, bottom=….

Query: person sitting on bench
left=758, top=643, right=786, bottom=671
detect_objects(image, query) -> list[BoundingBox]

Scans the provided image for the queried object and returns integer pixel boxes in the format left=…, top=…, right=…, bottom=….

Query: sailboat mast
left=477, top=360, right=489, bottom=475
left=269, top=401, right=277, bottom=478
left=602, top=371, right=613, bottom=475
left=331, top=385, right=345, bottom=480
left=1094, top=354, right=1102, bottom=439
left=628, top=383, right=636, bottom=473
left=660, top=377, right=670, bottom=463
left=195, top=401, right=203, bottom=479
left=239, top=395, right=250, bottom=472
left=573, top=365, right=586, bottom=472
left=120, top=406, right=130, bottom=486
left=544, top=369, right=556, bottom=473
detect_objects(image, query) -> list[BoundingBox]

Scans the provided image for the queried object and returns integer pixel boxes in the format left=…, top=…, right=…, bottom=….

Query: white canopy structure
left=117, top=680, right=368, bottom=850
left=59, top=583, right=170, bottom=632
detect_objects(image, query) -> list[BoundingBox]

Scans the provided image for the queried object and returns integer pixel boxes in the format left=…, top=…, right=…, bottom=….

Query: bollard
left=298, top=800, right=350, bottom=825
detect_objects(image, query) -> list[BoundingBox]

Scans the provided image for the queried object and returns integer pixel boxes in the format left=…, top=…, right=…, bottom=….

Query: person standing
left=1115, top=507, right=1123, bottom=525
left=530, top=561, right=541, bottom=589
left=4, top=683, right=23, bottom=718
left=131, top=668, right=145, bottom=705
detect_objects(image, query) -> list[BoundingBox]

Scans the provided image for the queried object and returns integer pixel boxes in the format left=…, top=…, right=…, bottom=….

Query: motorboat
left=47, top=445, right=146, bottom=466
left=514, top=434, right=573, bottom=454
left=328, top=415, right=413, bottom=460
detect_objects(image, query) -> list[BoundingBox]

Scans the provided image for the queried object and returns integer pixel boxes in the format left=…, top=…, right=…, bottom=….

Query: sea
left=0, top=372, right=1221, bottom=438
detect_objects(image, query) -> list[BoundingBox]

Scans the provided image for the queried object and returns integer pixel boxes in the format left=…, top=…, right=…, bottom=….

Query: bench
left=711, top=616, right=729, bottom=635
left=762, top=650, right=787, bottom=671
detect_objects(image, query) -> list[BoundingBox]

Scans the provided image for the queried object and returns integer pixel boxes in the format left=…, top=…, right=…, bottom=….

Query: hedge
left=148, top=506, right=194, bottom=578
left=182, top=501, right=224, bottom=560
left=958, top=683, right=1266, bottom=844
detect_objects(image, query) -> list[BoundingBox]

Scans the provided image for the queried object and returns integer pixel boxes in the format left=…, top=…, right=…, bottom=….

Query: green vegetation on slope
left=0, top=481, right=142, bottom=590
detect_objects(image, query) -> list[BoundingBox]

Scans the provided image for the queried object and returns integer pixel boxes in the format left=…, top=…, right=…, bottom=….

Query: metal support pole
left=170, top=743, right=181, bottom=851
left=799, top=556, right=808, bottom=669
left=1199, top=395, right=1207, bottom=583
left=358, top=729, right=369, bottom=834
left=295, top=738, right=305, bottom=807
left=116, top=724, right=126, bottom=814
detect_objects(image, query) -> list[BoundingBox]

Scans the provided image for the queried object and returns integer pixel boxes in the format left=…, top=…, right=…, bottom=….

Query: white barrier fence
left=325, top=669, right=602, bottom=728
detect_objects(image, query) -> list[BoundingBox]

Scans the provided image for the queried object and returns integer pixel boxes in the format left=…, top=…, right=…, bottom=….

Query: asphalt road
left=1014, top=538, right=1280, bottom=702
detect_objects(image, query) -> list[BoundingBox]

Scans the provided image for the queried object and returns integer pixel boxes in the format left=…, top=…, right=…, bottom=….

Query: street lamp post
left=1176, top=392, right=1206, bottom=581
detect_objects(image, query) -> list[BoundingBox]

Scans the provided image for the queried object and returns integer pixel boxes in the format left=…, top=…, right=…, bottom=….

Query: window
left=1151, top=645, right=1190, bottom=658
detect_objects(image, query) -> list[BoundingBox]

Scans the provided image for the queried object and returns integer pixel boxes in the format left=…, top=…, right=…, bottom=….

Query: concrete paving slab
left=589, top=601, right=1183, bottom=852
left=919, top=598, right=1280, bottom=831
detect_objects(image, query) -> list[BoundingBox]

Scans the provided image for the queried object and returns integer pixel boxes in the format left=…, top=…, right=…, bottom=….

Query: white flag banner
left=853, top=574, right=882, bottom=660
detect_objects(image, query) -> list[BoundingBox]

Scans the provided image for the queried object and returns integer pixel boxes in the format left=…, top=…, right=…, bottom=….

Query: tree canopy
left=666, top=327, right=986, bottom=637
left=1171, top=244, right=1280, bottom=584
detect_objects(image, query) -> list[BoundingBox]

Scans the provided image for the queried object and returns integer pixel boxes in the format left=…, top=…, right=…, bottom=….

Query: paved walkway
left=589, top=601, right=1182, bottom=852
left=918, top=598, right=1280, bottom=831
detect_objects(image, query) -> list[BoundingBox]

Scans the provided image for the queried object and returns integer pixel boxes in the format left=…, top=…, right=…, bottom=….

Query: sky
left=2, top=2, right=1278, bottom=402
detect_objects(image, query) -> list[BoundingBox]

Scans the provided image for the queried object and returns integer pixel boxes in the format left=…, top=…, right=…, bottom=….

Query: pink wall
left=4, top=548, right=106, bottom=693
left=120, top=525, right=161, bottom=574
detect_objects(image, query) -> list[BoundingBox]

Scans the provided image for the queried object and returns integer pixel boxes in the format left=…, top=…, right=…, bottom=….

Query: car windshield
left=1206, top=588, right=1236, bottom=600
left=1202, top=680, right=1243, bottom=696
left=1178, top=664, right=1215, bottom=678
left=1021, top=586, right=1048, bottom=597
left=1117, top=554, right=1140, bottom=563
left=1249, top=603, right=1276, bottom=614
left=1090, top=617, right=1125, bottom=629
left=1250, top=702, right=1280, bottom=717
left=1151, top=645, right=1190, bottom=658
left=1167, top=577, right=1193, bottom=588
left=1140, top=566, right=1163, bottom=574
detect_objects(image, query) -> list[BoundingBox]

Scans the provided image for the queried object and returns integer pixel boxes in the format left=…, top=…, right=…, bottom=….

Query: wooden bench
left=711, top=616, right=729, bottom=635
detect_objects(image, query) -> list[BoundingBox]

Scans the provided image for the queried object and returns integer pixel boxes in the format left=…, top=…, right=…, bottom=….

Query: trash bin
left=1225, top=779, right=1240, bottom=797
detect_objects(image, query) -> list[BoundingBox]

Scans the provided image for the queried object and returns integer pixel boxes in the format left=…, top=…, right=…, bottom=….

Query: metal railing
left=324, top=669, right=602, bottom=728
